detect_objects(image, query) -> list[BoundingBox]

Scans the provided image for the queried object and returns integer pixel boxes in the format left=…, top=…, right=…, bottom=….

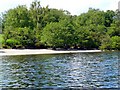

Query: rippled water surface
left=0, top=51, right=119, bottom=88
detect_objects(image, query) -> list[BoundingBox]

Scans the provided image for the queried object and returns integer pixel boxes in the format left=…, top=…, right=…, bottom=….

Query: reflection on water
left=0, top=51, right=119, bottom=88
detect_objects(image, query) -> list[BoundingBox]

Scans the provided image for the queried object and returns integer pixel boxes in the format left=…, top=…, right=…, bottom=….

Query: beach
left=0, top=49, right=102, bottom=56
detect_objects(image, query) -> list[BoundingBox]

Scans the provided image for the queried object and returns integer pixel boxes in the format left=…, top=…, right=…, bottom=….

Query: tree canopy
left=1, top=0, right=120, bottom=50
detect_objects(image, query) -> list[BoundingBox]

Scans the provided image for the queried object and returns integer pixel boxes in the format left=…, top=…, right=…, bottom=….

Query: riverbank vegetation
left=1, top=1, right=120, bottom=50
left=0, top=34, right=3, bottom=43
left=0, top=34, right=3, bottom=48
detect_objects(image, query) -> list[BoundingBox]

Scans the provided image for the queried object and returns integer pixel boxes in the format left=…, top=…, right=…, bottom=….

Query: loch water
left=0, top=51, right=119, bottom=89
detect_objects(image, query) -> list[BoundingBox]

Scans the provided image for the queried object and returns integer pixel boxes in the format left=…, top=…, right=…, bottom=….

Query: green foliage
left=76, top=9, right=105, bottom=26
left=0, top=34, right=3, bottom=43
left=1, top=1, right=119, bottom=50
left=100, top=36, right=120, bottom=50
left=0, top=17, right=2, bottom=34
left=0, top=34, right=3, bottom=48
left=3, top=27, right=34, bottom=48
left=110, top=36, right=120, bottom=50
left=104, top=10, right=115, bottom=27
left=6, top=39, right=20, bottom=48
left=41, top=19, right=76, bottom=49
left=4, top=5, right=30, bottom=28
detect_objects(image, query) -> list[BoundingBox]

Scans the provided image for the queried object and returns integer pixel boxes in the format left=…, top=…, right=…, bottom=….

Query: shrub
left=6, top=39, right=21, bottom=48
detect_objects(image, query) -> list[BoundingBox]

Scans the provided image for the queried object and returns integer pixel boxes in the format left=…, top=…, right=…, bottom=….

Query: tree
left=2, top=1, right=119, bottom=50
left=0, top=16, right=2, bottom=34
left=100, top=36, right=120, bottom=50
left=29, top=0, right=42, bottom=29
left=75, top=9, right=107, bottom=49
left=3, top=27, right=34, bottom=48
left=76, top=9, right=105, bottom=26
left=104, top=10, right=115, bottom=27
left=41, top=18, right=76, bottom=49
left=4, top=5, right=30, bottom=28
left=110, top=36, right=120, bottom=50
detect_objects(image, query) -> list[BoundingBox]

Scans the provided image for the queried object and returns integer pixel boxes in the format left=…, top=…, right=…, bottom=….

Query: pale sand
left=0, top=49, right=102, bottom=56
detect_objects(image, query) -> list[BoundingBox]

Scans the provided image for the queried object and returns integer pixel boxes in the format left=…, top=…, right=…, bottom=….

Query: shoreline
left=0, top=49, right=102, bottom=56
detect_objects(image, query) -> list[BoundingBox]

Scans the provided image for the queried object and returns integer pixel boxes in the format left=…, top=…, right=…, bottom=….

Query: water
left=0, top=51, right=119, bottom=89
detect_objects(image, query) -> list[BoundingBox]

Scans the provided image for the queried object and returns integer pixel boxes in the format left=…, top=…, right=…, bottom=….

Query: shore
left=0, top=49, right=102, bottom=56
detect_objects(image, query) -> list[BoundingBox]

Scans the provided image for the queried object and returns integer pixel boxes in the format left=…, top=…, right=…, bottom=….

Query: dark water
left=0, top=51, right=119, bottom=89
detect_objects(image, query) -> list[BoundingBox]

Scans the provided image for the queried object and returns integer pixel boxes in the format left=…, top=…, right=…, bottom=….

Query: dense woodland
left=1, top=1, right=120, bottom=50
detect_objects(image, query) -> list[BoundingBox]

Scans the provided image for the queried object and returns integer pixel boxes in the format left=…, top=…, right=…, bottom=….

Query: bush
left=110, top=36, right=120, bottom=50
left=6, top=39, right=21, bottom=48
left=100, top=36, right=120, bottom=50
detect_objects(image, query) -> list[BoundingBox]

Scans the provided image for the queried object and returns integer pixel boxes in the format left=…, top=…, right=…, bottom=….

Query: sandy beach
left=0, top=49, right=102, bottom=56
